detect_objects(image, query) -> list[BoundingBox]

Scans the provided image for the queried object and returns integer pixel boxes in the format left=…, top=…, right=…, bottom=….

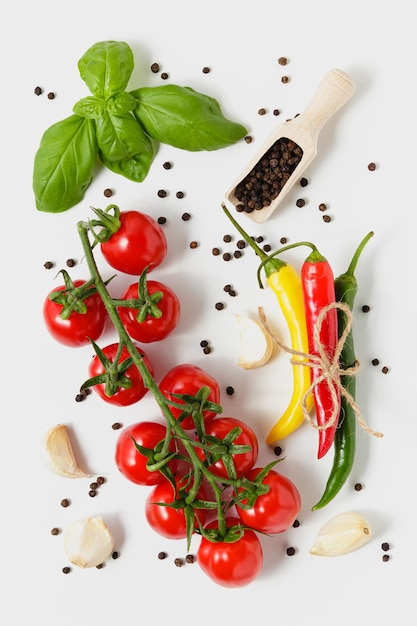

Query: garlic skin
left=234, top=313, right=274, bottom=369
left=309, top=511, right=372, bottom=556
left=42, top=424, right=90, bottom=478
left=64, top=516, right=115, bottom=568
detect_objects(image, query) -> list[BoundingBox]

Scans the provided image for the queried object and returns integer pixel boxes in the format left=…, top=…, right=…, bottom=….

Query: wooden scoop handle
left=300, top=69, right=356, bottom=136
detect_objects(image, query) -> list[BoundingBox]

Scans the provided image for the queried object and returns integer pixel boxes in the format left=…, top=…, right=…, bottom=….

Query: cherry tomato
left=145, top=476, right=209, bottom=539
left=118, top=280, right=181, bottom=343
left=237, top=467, right=301, bottom=534
left=196, top=417, right=258, bottom=479
left=88, top=342, right=153, bottom=406
left=43, top=280, right=107, bottom=347
left=158, top=364, right=220, bottom=430
left=115, top=421, right=176, bottom=486
left=100, top=210, right=167, bottom=275
left=197, top=517, right=263, bottom=588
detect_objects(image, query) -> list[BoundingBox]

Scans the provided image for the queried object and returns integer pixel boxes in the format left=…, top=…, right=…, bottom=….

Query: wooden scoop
left=225, top=69, right=355, bottom=223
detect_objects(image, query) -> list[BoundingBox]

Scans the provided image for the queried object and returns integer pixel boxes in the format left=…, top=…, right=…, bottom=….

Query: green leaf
left=78, top=40, right=134, bottom=99
left=33, top=115, right=97, bottom=213
left=131, top=85, right=247, bottom=151
left=98, top=142, right=154, bottom=182
left=73, top=96, right=105, bottom=119
left=107, top=92, right=137, bottom=115
left=96, top=111, right=152, bottom=162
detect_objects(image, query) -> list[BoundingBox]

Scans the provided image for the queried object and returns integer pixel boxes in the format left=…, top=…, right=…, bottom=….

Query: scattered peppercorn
left=255, top=236, right=264, bottom=243
left=75, top=393, right=85, bottom=403
left=212, top=247, right=221, bottom=256
left=263, top=244, right=272, bottom=252
left=96, top=563, right=105, bottom=569
left=244, top=136, right=253, bottom=144
left=150, top=63, right=160, bottom=73
left=300, top=177, right=309, bottom=187
left=280, top=237, right=288, bottom=244
left=161, top=72, right=169, bottom=80
left=97, top=476, right=105, bottom=485
left=258, top=108, right=267, bottom=115
left=90, top=482, right=99, bottom=490
left=157, top=189, right=167, bottom=198
left=47, top=92, right=55, bottom=99
left=112, top=422, right=122, bottom=430
left=318, top=203, right=327, bottom=211
left=382, top=554, right=390, bottom=562
left=278, top=57, right=288, bottom=65
left=215, top=302, right=225, bottom=310
left=286, top=547, right=296, bottom=556
left=50, top=527, right=60, bottom=536
left=222, top=252, right=232, bottom=261
left=296, top=198, right=305, bottom=208
left=185, top=553, right=196, bottom=563
left=233, top=250, right=242, bottom=259
left=323, top=215, right=332, bottom=223
left=62, top=566, right=71, bottom=574
left=60, top=498, right=70, bottom=508
left=189, top=241, right=198, bottom=249
left=181, top=212, right=191, bottom=221
left=367, top=162, right=376, bottom=171
left=273, top=109, right=280, bottom=116
left=158, top=551, right=168, bottom=560
left=176, top=191, right=185, bottom=199
left=223, top=234, right=232, bottom=242
left=89, top=490, right=97, bottom=498
left=381, top=542, right=390, bottom=551
left=34, top=86, right=43, bottom=95
left=174, top=557, right=184, bottom=567
left=200, top=339, right=209, bottom=347
left=292, top=519, right=300, bottom=528
left=203, top=346, right=212, bottom=355
left=361, top=305, right=371, bottom=313
left=354, top=483, right=363, bottom=491
left=223, top=285, right=231, bottom=293
left=162, top=161, right=172, bottom=169
left=281, top=76, right=289, bottom=83
left=381, top=366, right=389, bottom=374
left=371, top=358, right=380, bottom=366
left=43, top=261, right=54, bottom=269
left=274, top=446, right=283, bottom=456
left=157, top=216, right=167, bottom=225
left=202, top=67, right=211, bottom=74
left=236, top=240, right=246, bottom=249
left=112, top=551, right=120, bottom=559
left=103, top=188, right=113, bottom=197
left=228, top=288, right=237, bottom=296
left=226, top=386, right=234, bottom=396
left=66, top=258, right=76, bottom=267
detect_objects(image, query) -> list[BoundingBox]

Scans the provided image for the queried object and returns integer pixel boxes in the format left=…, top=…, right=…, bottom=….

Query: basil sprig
left=33, top=40, right=248, bottom=213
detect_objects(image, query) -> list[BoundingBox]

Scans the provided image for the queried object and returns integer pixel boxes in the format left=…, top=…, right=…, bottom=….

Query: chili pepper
left=312, top=231, right=374, bottom=510
left=300, top=243, right=341, bottom=459
left=221, top=203, right=314, bottom=444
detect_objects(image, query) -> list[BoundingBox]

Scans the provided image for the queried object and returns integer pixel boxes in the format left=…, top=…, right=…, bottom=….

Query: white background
left=1, top=1, right=416, bottom=624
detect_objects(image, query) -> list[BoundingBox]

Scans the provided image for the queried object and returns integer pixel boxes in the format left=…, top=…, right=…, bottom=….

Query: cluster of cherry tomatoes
left=42, top=206, right=302, bottom=587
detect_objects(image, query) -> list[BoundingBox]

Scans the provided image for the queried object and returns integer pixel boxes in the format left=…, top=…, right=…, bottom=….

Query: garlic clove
left=234, top=313, right=274, bottom=369
left=64, top=516, right=115, bottom=568
left=42, top=424, right=91, bottom=478
left=309, top=511, right=372, bottom=556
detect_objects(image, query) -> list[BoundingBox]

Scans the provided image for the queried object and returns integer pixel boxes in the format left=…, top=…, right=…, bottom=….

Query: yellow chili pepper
left=222, top=203, right=313, bottom=445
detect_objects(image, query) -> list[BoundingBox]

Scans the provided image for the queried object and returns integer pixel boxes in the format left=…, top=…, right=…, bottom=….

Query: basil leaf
left=107, top=93, right=137, bottom=115
left=33, top=115, right=97, bottom=213
left=131, top=85, right=247, bottom=151
left=96, top=111, right=152, bottom=162
left=78, top=41, right=134, bottom=99
left=73, top=96, right=105, bottom=119
left=99, top=141, right=154, bottom=182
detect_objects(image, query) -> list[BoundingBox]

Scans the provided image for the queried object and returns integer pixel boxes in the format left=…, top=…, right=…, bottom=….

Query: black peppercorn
left=274, top=446, right=283, bottom=457
left=176, top=191, right=185, bottom=199
left=286, top=547, right=296, bottom=556
left=202, top=67, right=210, bottom=74
left=112, top=422, right=122, bottom=430
left=381, top=542, right=390, bottom=551
left=158, top=551, right=168, bottom=560
left=47, top=92, right=55, bottom=99
left=323, top=215, right=332, bottom=223
left=161, top=72, right=169, bottom=80
left=189, top=241, right=198, bottom=249
left=181, top=212, right=191, bottom=221
left=371, top=358, right=380, bottom=366
left=296, top=198, right=305, bottom=208
left=51, top=527, right=60, bottom=536
left=60, top=498, right=70, bottom=508
left=34, top=86, right=43, bottom=95
left=212, top=247, right=221, bottom=256
left=112, top=551, right=120, bottom=559
left=43, top=261, right=54, bottom=269
left=150, top=63, right=160, bottom=73
left=103, top=188, right=113, bottom=197
left=215, top=302, right=225, bottom=310
left=222, top=252, right=232, bottom=261
left=157, top=216, right=167, bottom=225
left=368, top=162, right=376, bottom=171
left=174, top=557, right=184, bottom=567
left=361, top=305, right=371, bottom=313
left=157, top=189, right=167, bottom=198
left=226, top=386, right=234, bottom=396
left=162, top=161, right=172, bottom=169
left=62, top=566, right=71, bottom=574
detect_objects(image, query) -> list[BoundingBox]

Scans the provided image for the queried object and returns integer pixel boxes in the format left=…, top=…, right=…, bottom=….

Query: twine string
left=258, top=304, right=383, bottom=438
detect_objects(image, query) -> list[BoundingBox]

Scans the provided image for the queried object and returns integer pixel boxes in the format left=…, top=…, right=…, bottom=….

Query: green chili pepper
left=312, top=231, right=374, bottom=511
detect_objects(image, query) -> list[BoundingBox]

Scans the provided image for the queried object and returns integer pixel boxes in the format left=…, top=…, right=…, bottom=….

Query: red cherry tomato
left=100, top=210, right=167, bottom=275
left=43, top=280, right=107, bottom=347
left=158, top=364, right=220, bottom=430
left=196, top=417, right=258, bottom=479
left=145, top=476, right=208, bottom=539
left=197, top=517, right=263, bottom=588
left=119, top=280, right=181, bottom=343
left=237, top=467, right=301, bottom=534
left=88, top=342, right=153, bottom=406
left=115, top=421, right=176, bottom=486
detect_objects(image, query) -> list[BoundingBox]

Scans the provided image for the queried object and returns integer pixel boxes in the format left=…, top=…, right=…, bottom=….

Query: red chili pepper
left=301, top=244, right=341, bottom=459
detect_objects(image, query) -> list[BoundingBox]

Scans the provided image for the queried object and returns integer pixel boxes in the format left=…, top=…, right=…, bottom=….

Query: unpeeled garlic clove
left=64, top=516, right=115, bottom=568
left=309, top=511, right=372, bottom=556
left=234, top=313, right=274, bottom=369
left=42, top=424, right=90, bottom=478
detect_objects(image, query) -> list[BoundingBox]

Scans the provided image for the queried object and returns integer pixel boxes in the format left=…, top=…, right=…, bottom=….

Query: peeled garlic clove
left=64, top=516, right=114, bottom=568
left=309, top=511, right=372, bottom=556
left=42, top=424, right=90, bottom=478
left=234, top=313, right=274, bottom=369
